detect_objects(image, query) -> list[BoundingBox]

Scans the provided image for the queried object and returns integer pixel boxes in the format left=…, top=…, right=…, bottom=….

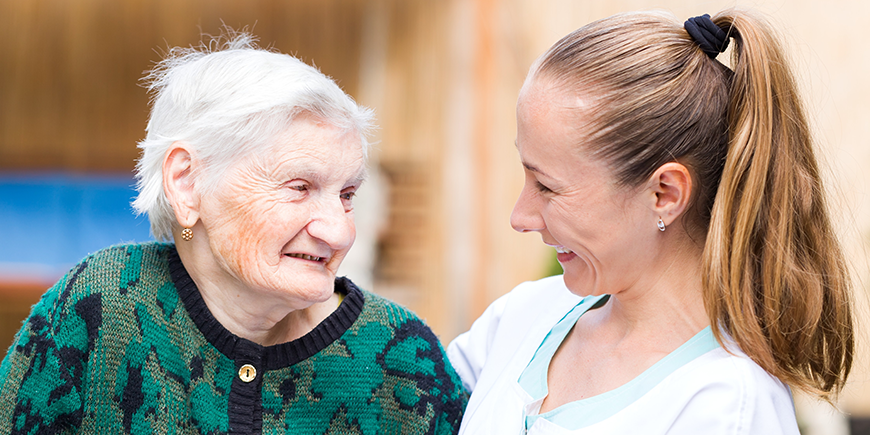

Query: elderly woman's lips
left=285, top=253, right=325, bottom=262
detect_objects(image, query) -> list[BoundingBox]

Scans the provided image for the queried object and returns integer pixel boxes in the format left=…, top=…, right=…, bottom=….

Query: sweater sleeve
left=380, top=317, right=468, bottom=434
left=0, top=270, right=92, bottom=434
left=431, top=333, right=469, bottom=435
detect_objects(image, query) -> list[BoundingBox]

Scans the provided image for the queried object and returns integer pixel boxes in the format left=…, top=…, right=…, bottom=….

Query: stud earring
left=181, top=228, right=194, bottom=241
left=657, top=217, right=666, bottom=232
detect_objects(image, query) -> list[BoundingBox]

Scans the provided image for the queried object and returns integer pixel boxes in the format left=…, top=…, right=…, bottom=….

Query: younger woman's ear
left=162, top=142, right=200, bottom=228
left=648, top=162, right=692, bottom=226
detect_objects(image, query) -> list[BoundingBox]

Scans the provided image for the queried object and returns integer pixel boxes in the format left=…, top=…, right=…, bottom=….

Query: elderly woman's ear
left=647, top=161, right=693, bottom=228
left=162, top=141, right=201, bottom=230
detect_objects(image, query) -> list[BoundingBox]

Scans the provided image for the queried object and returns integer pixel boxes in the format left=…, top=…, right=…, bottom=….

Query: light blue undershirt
left=518, top=295, right=720, bottom=431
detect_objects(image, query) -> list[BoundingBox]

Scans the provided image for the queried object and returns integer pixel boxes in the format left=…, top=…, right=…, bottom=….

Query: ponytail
left=702, top=9, right=853, bottom=399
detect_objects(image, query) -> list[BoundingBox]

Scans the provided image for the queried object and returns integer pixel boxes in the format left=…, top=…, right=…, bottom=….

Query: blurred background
left=1, top=0, right=868, bottom=433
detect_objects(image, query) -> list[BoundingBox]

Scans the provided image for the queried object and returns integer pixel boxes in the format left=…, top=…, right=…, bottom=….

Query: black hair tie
left=684, top=14, right=730, bottom=58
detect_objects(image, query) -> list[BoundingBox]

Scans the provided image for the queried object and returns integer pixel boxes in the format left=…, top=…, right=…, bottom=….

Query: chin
left=561, top=273, right=599, bottom=298
left=291, top=274, right=336, bottom=300
left=260, top=272, right=335, bottom=306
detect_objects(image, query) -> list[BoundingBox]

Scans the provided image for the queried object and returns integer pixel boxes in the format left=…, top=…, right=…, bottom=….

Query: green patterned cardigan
left=0, top=243, right=467, bottom=434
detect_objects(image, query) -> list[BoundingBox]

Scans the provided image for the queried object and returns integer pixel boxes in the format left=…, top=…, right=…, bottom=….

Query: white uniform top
left=447, top=275, right=799, bottom=435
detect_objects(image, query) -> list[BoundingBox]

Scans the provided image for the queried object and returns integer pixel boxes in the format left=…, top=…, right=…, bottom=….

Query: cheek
left=547, top=196, right=616, bottom=249
left=206, top=195, right=287, bottom=278
left=547, top=199, right=588, bottom=235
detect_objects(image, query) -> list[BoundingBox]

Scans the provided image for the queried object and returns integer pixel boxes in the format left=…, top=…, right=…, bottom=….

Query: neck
left=175, top=240, right=340, bottom=346
left=199, top=283, right=341, bottom=346
left=595, top=231, right=709, bottom=348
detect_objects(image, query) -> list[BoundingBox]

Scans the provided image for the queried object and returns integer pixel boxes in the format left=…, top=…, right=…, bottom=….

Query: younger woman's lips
left=556, top=251, right=577, bottom=263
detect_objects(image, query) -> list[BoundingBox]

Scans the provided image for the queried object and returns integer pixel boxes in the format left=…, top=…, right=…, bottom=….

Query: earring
left=657, top=217, right=666, bottom=232
left=181, top=228, right=194, bottom=241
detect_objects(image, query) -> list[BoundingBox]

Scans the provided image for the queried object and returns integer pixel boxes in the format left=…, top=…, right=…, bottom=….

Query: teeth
left=288, top=253, right=323, bottom=261
left=555, top=246, right=573, bottom=254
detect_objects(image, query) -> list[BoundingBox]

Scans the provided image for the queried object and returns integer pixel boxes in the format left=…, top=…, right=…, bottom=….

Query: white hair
left=132, top=31, right=375, bottom=241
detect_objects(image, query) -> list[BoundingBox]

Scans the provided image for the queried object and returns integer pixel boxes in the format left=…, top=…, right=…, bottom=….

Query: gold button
left=238, top=364, right=257, bottom=383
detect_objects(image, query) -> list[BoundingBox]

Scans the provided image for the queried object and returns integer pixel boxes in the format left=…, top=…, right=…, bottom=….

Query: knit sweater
left=0, top=242, right=466, bottom=434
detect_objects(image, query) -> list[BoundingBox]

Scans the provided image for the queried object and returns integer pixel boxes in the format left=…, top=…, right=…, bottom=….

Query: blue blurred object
left=0, top=172, right=154, bottom=281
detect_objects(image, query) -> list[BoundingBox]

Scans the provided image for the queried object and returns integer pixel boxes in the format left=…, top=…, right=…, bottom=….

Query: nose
left=510, top=184, right=545, bottom=233
left=306, top=195, right=356, bottom=250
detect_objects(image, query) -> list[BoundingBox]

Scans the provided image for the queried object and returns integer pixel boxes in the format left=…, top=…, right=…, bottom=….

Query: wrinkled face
left=511, top=79, right=655, bottom=297
left=197, top=116, right=364, bottom=308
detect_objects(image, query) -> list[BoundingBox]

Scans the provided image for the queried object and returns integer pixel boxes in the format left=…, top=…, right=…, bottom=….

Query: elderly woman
left=0, top=34, right=465, bottom=434
left=449, top=9, right=853, bottom=434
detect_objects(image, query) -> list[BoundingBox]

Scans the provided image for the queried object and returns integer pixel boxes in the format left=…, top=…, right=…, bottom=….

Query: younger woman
left=449, top=9, right=853, bottom=434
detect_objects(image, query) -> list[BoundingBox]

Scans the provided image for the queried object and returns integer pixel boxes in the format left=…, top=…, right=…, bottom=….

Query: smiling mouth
left=286, top=253, right=325, bottom=262
left=555, top=246, right=574, bottom=254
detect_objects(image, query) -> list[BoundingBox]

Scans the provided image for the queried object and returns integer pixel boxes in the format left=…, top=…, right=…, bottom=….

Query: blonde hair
left=533, top=9, right=853, bottom=399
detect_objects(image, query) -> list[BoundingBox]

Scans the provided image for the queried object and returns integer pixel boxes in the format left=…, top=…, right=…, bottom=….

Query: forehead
left=262, top=117, right=366, bottom=180
left=517, top=81, right=584, bottom=154
left=518, top=77, right=593, bottom=127
left=516, top=79, right=620, bottom=183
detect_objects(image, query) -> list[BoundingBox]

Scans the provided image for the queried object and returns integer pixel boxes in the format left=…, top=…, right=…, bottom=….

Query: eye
left=535, top=181, right=553, bottom=194
left=284, top=180, right=310, bottom=199
left=340, top=189, right=356, bottom=211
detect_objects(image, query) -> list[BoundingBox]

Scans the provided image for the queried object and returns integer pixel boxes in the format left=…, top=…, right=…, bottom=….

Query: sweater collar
left=167, top=247, right=364, bottom=370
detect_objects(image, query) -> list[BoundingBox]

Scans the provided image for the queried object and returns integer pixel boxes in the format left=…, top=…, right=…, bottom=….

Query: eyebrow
left=523, top=162, right=556, bottom=181
left=346, top=167, right=368, bottom=187
left=522, top=162, right=540, bottom=173
left=283, top=165, right=367, bottom=188
left=515, top=140, right=553, bottom=179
